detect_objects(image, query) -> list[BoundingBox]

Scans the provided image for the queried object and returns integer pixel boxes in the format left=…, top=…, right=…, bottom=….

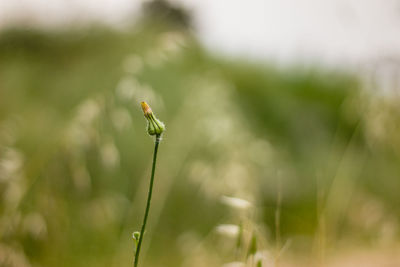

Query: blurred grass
left=0, top=20, right=400, bottom=267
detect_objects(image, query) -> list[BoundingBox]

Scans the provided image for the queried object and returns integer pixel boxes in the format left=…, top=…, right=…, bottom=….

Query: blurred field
left=1, top=17, right=400, bottom=267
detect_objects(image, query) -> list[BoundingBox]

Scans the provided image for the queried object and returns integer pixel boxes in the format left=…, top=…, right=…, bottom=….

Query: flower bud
left=140, top=102, right=165, bottom=136
left=132, top=231, right=140, bottom=242
left=132, top=231, right=141, bottom=252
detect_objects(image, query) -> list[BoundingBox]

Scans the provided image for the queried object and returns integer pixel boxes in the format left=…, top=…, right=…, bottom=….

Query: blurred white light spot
left=23, top=212, right=47, bottom=240
left=116, top=77, right=139, bottom=101
left=222, top=262, right=245, bottom=267
left=220, top=195, right=252, bottom=210
left=76, top=99, right=101, bottom=124
left=3, top=181, right=25, bottom=210
left=72, top=164, right=92, bottom=192
left=100, top=140, right=120, bottom=169
left=0, top=148, right=24, bottom=181
left=215, top=224, right=240, bottom=237
left=111, top=107, right=132, bottom=132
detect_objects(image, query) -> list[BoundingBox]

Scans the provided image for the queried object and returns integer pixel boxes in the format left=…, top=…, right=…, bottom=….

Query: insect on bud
left=140, top=102, right=165, bottom=136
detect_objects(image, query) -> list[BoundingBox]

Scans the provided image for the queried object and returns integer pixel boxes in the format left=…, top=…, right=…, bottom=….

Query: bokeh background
left=1, top=1, right=400, bottom=267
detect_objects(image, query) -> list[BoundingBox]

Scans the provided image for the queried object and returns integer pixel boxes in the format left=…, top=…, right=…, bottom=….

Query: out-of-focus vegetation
left=1, top=7, right=400, bottom=267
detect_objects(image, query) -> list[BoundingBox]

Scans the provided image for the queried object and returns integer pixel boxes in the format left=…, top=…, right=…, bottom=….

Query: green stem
left=134, top=135, right=161, bottom=267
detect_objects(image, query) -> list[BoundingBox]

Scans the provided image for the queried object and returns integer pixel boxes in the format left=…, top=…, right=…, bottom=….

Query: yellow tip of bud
left=141, top=101, right=152, bottom=117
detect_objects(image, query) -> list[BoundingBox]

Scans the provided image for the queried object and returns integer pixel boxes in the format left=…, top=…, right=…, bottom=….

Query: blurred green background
left=1, top=3, right=400, bottom=267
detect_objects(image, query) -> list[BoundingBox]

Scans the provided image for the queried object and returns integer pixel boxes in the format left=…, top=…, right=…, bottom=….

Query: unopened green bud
left=133, top=231, right=140, bottom=241
left=132, top=231, right=141, bottom=252
left=141, top=102, right=165, bottom=136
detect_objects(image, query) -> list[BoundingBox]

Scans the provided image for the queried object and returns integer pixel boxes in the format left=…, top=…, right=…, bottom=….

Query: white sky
left=1, top=0, right=400, bottom=67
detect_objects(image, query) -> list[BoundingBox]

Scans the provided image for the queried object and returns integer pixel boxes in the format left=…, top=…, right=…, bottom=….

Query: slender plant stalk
left=134, top=135, right=161, bottom=267
left=275, top=174, right=282, bottom=267
left=134, top=102, right=165, bottom=267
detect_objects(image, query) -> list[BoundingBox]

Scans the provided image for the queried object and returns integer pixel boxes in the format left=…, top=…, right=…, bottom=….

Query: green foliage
left=0, top=22, right=399, bottom=267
